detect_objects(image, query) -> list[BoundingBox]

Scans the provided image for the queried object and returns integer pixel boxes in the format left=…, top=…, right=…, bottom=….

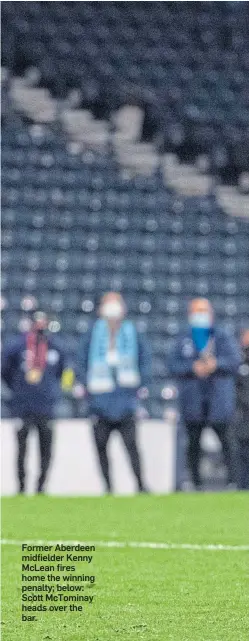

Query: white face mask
left=101, top=301, right=124, bottom=319
left=189, top=312, right=212, bottom=328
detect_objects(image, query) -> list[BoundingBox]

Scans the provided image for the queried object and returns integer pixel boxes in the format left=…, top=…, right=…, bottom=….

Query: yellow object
left=61, top=368, right=75, bottom=391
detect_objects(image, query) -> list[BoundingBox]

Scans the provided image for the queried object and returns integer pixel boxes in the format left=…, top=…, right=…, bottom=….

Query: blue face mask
left=189, top=312, right=212, bottom=351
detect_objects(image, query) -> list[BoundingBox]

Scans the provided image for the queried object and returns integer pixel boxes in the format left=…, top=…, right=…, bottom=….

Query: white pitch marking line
left=1, top=540, right=249, bottom=551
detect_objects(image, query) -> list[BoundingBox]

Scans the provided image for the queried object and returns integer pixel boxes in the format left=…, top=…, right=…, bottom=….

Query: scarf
left=87, top=319, right=140, bottom=394
left=191, top=327, right=211, bottom=352
left=25, top=332, right=48, bottom=384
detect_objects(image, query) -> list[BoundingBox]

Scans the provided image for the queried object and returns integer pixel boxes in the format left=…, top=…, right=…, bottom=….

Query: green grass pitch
left=1, top=493, right=248, bottom=641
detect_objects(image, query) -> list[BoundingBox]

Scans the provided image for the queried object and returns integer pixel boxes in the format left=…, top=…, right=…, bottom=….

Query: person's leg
left=238, top=439, right=249, bottom=490
left=36, top=417, right=53, bottom=493
left=16, top=418, right=31, bottom=493
left=185, top=423, right=203, bottom=488
left=236, top=439, right=243, bottom=489
left=93, top=417, right=112, bottom=492
left=118, top=415, right=146, bottom=491
left=212, top=423, right=234, bottom=485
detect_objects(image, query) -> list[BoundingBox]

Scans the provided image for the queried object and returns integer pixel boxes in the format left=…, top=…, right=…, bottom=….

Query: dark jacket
left=2, top=334, right=67, bottom=418
left=235, top=354, right=249, bottom=439
left=77, top=324, right=151, bottom=421
left=168, top=327, right=241, bottom=424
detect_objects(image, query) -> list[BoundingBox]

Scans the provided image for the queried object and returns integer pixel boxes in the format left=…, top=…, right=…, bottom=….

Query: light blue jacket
left=78, top=323, right=151, bottom=421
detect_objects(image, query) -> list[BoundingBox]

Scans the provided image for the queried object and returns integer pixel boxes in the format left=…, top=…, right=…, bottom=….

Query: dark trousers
left=17, top=414, right=53, bottom=492
left=237, top=438, right=249, bottom=490
left=93, top=414, right=144, bottom=492
left=185, top=421, right=234, bottom=487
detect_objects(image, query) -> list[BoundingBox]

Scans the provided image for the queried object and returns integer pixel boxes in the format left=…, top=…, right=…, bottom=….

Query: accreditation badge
left=25, top=368, right=43, bottom=384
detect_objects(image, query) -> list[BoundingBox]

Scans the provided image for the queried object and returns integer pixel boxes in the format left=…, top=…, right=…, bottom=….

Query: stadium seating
left=2, top=2, right=249, bottom=184
left=1, top=114, right=249, bottom=418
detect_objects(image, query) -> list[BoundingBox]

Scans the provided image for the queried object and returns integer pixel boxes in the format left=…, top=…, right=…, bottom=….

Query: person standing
left=77, top=292, right=151, bottom=493
left=2, top=311, right=74, bottom=494
left=235, top=329, right=249, bottom=490
left=168, top=298, right=241, bottom=489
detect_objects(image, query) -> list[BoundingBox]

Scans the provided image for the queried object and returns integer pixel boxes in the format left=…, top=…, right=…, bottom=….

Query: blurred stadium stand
left=2, top=1, right=249, bottom=186
left=1, top=2, right=249, bottom=420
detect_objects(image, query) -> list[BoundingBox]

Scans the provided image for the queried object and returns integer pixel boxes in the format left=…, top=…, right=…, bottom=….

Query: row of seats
left=2, top=146, right=117, bottom=171
left=2, top=237, right=248, bottom=260
left=3, top=251, right=248, bottom=271
left=1, top=193, right=225, bottom=217
left=1, top=312, right=246, bottom=343
left=2, top=217, right=247, bottom=239
left=0, top=195, right=246, bottom=220
left=2, top=289, right=249, bottom=308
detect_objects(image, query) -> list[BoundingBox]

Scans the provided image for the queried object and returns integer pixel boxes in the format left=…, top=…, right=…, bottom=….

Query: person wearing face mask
left=77, top=292, right=151, bottom=493
left=168, top=298, right=241, bottom=489
left=235, top=329, right=249, bottom=490
left=2, top=311, right=74, bottom=494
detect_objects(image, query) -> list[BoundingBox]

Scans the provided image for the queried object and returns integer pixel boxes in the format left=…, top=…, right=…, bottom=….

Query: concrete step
left=67, top=132, right=108, bottom=146
left=10, top=79, right=56, bottom=122
left=62, top=109, right=94, bottom=128
left=112, top=105, right=144, bottom=141
left=162, top=154, right=212, bottom=195
left=62, top=109, right=109, bottom=146
left=114, top=141, right=155, bottom=155
left=168, top=175, right=212, bottom=196
left=163, top=153, right=179, bottom=169
left=217, top=186, right=249, bottom=218
left=114, top=141, right=158, bottom=173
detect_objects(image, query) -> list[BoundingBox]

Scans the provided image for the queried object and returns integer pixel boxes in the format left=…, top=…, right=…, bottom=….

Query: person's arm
left=214, top=333, right=241, bottom=375
left=1, top=340, right=20, bottom=388
left=167, top=339, right=195, bottom=379
left=76, top=330, right=92, bottom=387
left=137, top=333, right=152, bottom=388
left=236, top=371, right=249, bottom=409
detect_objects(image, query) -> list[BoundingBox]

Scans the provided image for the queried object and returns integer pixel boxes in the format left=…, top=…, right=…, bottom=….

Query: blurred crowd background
left=1, top=2, right=249, bottom=491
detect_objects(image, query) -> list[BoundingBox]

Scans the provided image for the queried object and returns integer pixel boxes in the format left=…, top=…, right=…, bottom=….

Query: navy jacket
left=168, top=327, right=241, bottom=424
left=77, top=324, right=151, bottom=421
left=235, top=354, right=249, bottom=439
left=2, top=334, right=67, bottom=419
